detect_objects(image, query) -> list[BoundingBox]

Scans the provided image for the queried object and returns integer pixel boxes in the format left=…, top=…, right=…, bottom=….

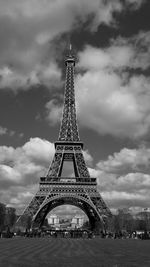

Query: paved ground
left=0, top=237, right=150, bottom=267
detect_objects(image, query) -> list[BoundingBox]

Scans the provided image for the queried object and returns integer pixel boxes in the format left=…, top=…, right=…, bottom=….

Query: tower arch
left=33, top=194, right=103, bottom=230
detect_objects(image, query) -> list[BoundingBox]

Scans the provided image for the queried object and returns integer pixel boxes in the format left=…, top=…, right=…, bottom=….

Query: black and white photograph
left=0, top=0, right=150, bottom=266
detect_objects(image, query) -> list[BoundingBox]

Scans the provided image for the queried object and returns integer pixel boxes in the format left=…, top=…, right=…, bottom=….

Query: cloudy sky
left=0, top=0, right=150, bottom=216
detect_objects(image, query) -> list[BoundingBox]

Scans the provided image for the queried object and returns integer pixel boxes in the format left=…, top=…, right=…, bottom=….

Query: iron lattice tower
left=17, top=46, right=111, bottom=230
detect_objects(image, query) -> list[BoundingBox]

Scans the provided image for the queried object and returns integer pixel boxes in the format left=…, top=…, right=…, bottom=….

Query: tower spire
left=58, top=44, right=79, bottom=142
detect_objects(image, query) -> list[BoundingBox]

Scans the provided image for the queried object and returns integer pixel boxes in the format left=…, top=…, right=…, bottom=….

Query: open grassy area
left=0, top=237, right=150, bottom=267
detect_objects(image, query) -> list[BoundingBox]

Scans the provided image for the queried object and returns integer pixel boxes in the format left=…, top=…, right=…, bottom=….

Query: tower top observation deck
left=65, top=44, right=75, bottom=66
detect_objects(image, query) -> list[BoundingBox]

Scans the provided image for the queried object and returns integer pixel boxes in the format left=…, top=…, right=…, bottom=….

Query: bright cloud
left=0, top=138, right=55, bottom=209
left=0, top=126, right=7, bottom=135
left=45, top=99, right=63, bottom=125
left=97, top=146, right=150, bottom=173
left=0, top=126, right=20, bottom=137
left=76, top=72, right=150, bottom=139
left=0, top=62, right=62, bottom=91
left=94, top=146, right=150, bottom=210
left=71, top=31, right=150, bottom=139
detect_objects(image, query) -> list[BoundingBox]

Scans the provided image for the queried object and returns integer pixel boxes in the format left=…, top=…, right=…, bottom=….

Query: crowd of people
left=19, top=229, right=94, bottom=239
left=1, top=228, right=150, bottom=239
left=100, top=230, right=150, bottom=240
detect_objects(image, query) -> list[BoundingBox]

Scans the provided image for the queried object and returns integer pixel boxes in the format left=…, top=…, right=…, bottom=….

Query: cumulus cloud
left=0, top=138, right=55, bottom=209
left=97, top=146, right=150, bottom=174
left=78, top=31, right=150, bottom=72
left=68, top=30, right=150, bottom=140
left=94, top=146, right=150, bottom=210
left=0, top=62, right=62, bottom=91
left=0, top=126, right=7, bottom=135
left=83, top=150, right=93, bottom=166
left=0, top=184, right=38, bottom=212
left=45, top=99, right=63, bottom=125
left=110, top=31, right=150, bottom=70
left=0, top=0, right=145, bottom=90
left=125, top=0, right=145, bottom=10
left=0, top=126, right=20, bottom=137
left=0, top=165, right=21, bottom=185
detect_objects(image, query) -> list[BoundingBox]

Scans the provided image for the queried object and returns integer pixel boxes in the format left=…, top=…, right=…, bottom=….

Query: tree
left=0, top=203, right=6, bottom=231
left=5, top=207, right=17, bottom=228
left=82, top=220, right=90, bottom=229
left=19, top=214, right=32, bottom=230
left=26, top=216, right=32, bottom=230
left=43, top=218, right=48, bottom=227
left=116, top=209, right=136, bottom=233
left=135, top=219, right=147, bottom=231
left=112, top=215, right=121, bottom=233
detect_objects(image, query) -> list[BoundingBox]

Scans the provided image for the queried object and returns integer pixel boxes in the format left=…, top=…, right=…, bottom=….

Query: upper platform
left=55, top=141, right=83, bottom=149
left=40, top=176, right=96, bottom=185
left=65, top=44, right=75, bottom=66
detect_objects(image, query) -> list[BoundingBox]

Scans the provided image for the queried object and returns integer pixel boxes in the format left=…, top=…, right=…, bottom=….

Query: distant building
left=142, top=208, right=150, bottom=212
left=59, top=221, right=71, bottom=229
left=71, top=214, right=84, bottom=229
left=117, top=208, right=131, bottom=215
left=48, top=214, right=60, bottom=228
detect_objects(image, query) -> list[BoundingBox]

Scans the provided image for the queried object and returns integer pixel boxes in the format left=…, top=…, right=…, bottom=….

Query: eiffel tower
left=17, top=45, right=111, bottom=230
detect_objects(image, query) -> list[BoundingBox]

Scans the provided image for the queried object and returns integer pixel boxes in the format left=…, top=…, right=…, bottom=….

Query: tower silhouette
left=17, top=45, right=111, bottom=230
